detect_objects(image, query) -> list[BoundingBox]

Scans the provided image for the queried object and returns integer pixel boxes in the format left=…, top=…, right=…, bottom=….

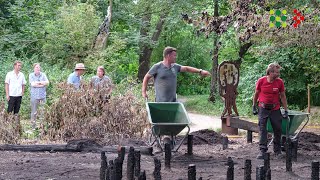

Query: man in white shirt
left=5, top=61, right=27, bottom=114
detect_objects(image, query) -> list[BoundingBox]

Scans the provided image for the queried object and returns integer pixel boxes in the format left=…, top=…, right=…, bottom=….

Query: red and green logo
left=269, top=9, right=304, bottom=28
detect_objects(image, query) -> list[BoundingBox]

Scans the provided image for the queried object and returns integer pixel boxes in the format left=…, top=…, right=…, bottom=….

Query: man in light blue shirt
left=67, top=63, right=86, bottom=89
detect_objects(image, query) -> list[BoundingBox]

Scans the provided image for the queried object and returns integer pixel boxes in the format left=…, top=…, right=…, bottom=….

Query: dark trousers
left=7, top=96, right=22, bottom=114
left=258, top=107, right=282, bottom=153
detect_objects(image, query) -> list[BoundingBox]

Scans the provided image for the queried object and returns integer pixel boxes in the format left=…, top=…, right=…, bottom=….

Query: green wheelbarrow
left=267, top=109, right=309, bottom=147
left=146, top=102, right=191, bottom=152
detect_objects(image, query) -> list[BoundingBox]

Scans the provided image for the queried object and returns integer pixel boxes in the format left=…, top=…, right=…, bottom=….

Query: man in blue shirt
left=67, top=63, right=86, bottom=89
left=29, top=63, right=49, bottom=129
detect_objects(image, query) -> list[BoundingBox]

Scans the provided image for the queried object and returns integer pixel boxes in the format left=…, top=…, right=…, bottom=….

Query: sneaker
left=256, top=151, right=266, bottom=159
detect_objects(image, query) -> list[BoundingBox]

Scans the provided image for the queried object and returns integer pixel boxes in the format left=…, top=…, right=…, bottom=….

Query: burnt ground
left=1, top=128, right=320, bottom=180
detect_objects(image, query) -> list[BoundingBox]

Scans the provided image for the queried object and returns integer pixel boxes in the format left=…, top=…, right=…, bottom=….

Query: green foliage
left=42, top=3, right=101, bottom=65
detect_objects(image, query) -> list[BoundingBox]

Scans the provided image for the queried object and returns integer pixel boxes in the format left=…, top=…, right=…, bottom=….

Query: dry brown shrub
left=42, top=83, right=149, bottom=145
left=0, top=101, right=20, bottom=144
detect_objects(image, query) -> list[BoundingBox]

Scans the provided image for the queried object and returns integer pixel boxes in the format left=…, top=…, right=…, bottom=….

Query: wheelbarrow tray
left=267, top=110, right=309, bottom=136
left=146, top=102, right=191, bottom=135
left=146, top=102, right=191, bottom=152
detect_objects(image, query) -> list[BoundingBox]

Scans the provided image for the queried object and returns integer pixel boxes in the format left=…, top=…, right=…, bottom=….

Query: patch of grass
left=180, top=94, right=254, bottom=119
left=181, top=95, right=224, bottom=116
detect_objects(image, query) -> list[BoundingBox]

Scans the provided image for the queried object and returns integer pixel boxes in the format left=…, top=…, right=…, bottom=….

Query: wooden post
left=188, top=164, right=196, bottom=180
left=227, top=157, right=234, bottom=180
left=108, top=160, right=115, bottom=180
left=127, top=147, right=135, bottom=180
left=247, top=130, right=252, bottom=143
left=311, top=161, right=319, bottom=180
left=153, top=157, right=161, bottom=180
left=165, top=143, right=171, bottom=169
left=291, top=138, right=298, bottom=162
left=256, top=165, right=265, bottom=180
left=114, top=157, right=122, bottom=180
left=308, top=85, right=311, bottom=113
left=134, top=150, right=141, bottom=177
left=138, top=170, right=146, bottom=180
left=222, top=136, right=228, bottom=150
left=244, top=159, right=251, bottom=180
left=187, top=135, right=193, bottom=155
left=264, top=152, right=270, bottom=174
left=100, top=151, right=107, bottom=180
left=286, top=138, right=292, bottom=172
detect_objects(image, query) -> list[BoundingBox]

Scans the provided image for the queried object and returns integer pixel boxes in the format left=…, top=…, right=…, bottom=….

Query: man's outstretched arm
left=180, top=66, right=211, bottom=77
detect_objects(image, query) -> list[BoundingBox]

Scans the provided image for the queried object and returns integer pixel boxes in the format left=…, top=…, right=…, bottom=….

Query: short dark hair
left=14, top=60, right=22, bottom=66
left=163, top=46, right=177, bottom=58
left=266, top=63, right=281, bottom=75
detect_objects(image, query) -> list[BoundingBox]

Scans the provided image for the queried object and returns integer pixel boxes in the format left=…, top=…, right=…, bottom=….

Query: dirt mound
left=298, top=132, right=320, bottom=151
left=178, top=129, right=233, bottom=145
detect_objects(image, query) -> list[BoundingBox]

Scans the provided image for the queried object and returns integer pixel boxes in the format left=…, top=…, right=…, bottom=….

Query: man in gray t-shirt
left=142, top=46, right=210, bottom=102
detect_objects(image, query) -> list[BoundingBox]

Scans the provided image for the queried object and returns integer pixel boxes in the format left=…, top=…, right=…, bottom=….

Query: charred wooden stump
left=138, top=170, right=146, bottom=180
left=291, top=138, right=298, bottom=162
left=114, top=157, right=122, bottom=180
left=311, top=161, right=319, bottom=180
left=118, top=146, right=126, bottom=163
left=134, top=150, right=141, bottom=177
left=266, top=168, right=271, bottom=180
left=127, top=147, right=135, bottom=180
left=187, top=135, right=193, bottom=155
left=222, top=136, right=228, bottom=150
left=244, top=159, right=251, bottom=180
left=256, top=165, right=265, bottom=180
left=153, top=157, right=161, bottom=180
left=247, top=130, right=252, bottom=143
left=100, top=151, right=108, bottom=180
left=227, top=157, right=234, bottom=180
left=188, top=164, right=196, bottom=180
left=264, top=152, right=270, bottom=176
left=165, top=143, right=171, bottom=169
left=109, top=160, right=115, bottom=180
left=286, top=138, right=292, bottom=172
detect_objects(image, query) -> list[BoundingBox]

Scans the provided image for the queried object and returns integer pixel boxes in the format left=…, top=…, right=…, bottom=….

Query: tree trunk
left=93, top=0, right=112, bottom=49
left=137, top=13, right=167, bottom=81
left=208, top=0, right=220, bottom=102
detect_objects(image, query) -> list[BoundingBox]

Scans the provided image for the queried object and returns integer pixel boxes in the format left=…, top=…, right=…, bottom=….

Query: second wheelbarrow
left=267, top=109, right=309, bottom=147
left=146, top=101, right=191, bottom=152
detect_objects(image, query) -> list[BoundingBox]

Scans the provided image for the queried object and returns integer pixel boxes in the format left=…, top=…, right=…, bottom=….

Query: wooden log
left=229, top=117, right=259, bottom=133
left=134, top=150, right=141, bottom=177
left=0, top=144, right=153, bottom=155
left=0, top=144, right=80, bottom=152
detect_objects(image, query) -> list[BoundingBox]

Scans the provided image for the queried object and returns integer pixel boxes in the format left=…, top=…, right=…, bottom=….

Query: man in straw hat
left=67, top=63, right=86, bottom=89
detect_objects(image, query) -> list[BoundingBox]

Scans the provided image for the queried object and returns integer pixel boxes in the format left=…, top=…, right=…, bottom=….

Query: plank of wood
left=229, top=117, right=259, bottom=133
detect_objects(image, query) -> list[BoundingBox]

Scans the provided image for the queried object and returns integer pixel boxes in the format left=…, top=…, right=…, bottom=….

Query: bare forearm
left=22, top=85, right=25, bottom=96
left=5, top=84, right=9, bottom=96
left=281, top=94, right=288, bottom=111
left=184, top=66, right=201, bottom=73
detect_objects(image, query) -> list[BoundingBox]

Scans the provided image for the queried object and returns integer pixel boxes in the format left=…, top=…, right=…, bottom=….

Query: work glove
left=252, top=105, right=258, bottom=115
left=282, top=110, right=289, bottom=119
